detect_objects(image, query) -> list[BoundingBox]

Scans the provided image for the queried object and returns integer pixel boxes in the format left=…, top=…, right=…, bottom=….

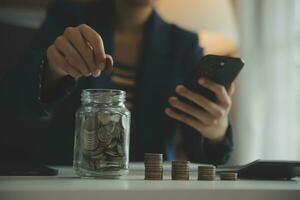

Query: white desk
left=0, top=163, right=299, bottom=200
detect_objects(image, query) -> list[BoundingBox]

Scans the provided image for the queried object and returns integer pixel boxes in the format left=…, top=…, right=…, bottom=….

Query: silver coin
left=91, top=152, right=106, bottom=160
left=97, top=112, right=111, bottom=125
left=85, top=145, right=105, bottom=156
left=103, top=122, right=116, bottom=134
left=97, top=127, right=113, bottom=144
left=105, top=147, right=119, bottom=157
left=117, top=144, right=124, bottom=156
left=107, top=140, right=118, bottom=149
left=84, top=114, right=97, bottom=131
left=110, top=114, right=121, bottom=123
left=111, top=123, right=122, bottom=138
left=94, top=159, right=106, bottom=170
left=82, top=130, right=98, bottom=151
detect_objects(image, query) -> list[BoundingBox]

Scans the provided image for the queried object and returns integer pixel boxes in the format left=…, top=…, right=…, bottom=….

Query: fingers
left=48, top=24, right=113, bottom=79
left=165, top=108, right=202, bottom=132
left=63, top=27, right=95, bottom=76
left=198, top=78, right=232, bottom=108
left=168, top=97, right=218, bottom=126
left=85, top=41, right=101, bottom=77
left=47, top=45, right=81, bottom=79
left=53, top=35, right=90, bottom=77
left=166, top=80, right=234, bottom=140
left=175, top=85, right=225, bottom=118
left=77, top=24, right=106, bottom=71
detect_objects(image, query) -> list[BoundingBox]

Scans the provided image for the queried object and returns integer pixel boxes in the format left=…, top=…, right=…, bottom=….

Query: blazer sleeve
left=0, top=1, right=80, bottom=117
left=178, top=32, right=234, bottom=165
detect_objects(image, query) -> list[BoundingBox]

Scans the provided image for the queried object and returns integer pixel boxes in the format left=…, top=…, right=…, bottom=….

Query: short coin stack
left=144, top=153, right=163, bottom=180
left=220, top=172, right=238, bottom=180
left=172, top=160, right=190, bottom=180
left=198, top=165, right=216, bottom=180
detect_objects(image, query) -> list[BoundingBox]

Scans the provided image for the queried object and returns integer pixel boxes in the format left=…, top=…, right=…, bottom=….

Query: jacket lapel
left=134, top=11, right=173, bottom=153
left=78, top=4, right=173, bottom=154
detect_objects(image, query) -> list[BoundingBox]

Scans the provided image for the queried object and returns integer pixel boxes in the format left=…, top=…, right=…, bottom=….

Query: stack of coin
left=220, top=172, right=238, bottom=180
left=81, top=112, right=127, bottom=171
left=198, top=165, right=216, bottom=180
left=144, top=153, right=163, bottom=180
left=172, top=160, right=190, bottom=180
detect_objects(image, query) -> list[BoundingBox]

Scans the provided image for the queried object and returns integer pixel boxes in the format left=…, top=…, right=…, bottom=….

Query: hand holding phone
left=184, top=54, right=244, bottom=102
left=166, top=55, right=244, bottom=141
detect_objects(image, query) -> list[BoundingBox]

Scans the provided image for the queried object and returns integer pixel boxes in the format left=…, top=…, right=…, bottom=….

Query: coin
left=97, top=113, right=111, bottom=125
left=84, top=114, right=97, bottom=131
left=110, top=114, right=120, bottom=123
left=97, top=126, right=113, bottom=144
left=107, top=140, right=118, bottom=149
left=171, top=160, right=190, bottom=180
left=198, top=165, right=216, bottom=181
left=144, top=153, right=164, bottom=180
left=220, top=172, right=238, bottom=180
left=81, top=111, right=128, bottom=173
left=117, top=144, right=124, bottom=156
left=111, top=123, right=122, bottom=138
left=104, top=56, right=113, bottom=75
left=82, top=130, right=98, bottom=151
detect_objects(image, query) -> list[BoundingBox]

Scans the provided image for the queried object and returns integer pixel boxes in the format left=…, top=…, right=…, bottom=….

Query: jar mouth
left=81, top=89, right=126, bottom=104
left=83, top=89, right=125, bottom=95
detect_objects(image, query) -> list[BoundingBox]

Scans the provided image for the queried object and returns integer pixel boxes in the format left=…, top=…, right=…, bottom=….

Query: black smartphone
left=183, top=54, right=244, bottom=102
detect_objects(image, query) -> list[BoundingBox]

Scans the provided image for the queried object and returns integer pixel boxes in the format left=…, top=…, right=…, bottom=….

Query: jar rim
left=83, top=89, right=125, bottom=94
left=81, top=89, right=126, bottom=104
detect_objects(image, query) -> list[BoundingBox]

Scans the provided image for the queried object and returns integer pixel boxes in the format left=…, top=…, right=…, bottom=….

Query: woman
left=1, top=0, right=235, bottom=165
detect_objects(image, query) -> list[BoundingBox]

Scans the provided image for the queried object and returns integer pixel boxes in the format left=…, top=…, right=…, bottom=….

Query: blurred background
left=0, top=0, right=299, bottom=165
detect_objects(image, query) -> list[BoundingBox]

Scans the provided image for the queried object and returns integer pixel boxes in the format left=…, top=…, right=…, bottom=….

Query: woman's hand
left=46, top=24, right=113, bottom=80
left=165, top=78, right=235, bottom=142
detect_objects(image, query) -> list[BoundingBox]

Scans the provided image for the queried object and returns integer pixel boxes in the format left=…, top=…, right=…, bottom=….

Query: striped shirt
left=110, top=63, right=137, bottom=110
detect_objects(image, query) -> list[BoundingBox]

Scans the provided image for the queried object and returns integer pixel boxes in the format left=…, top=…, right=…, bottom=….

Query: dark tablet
left=0, top=163, right=58, bottom=176
left=218, top=159, right=300, bottom=180
left=0, top=114, right=58, bottom=176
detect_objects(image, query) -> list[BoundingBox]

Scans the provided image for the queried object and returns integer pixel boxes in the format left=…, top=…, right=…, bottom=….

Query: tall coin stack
left=171, top=160, right=190, bottom=180
left=144, top=153, right=163, bottom=180
left=198, top=165, right=216, bottom=180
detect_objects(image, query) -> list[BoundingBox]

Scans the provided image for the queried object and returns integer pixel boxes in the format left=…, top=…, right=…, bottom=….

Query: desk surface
left=0, top=163, right=300, bottom=200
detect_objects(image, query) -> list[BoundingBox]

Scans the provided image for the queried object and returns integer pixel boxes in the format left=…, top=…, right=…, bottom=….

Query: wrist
left=41, top=59, right=66, bottom=102
left=207, top=120, right=228, bottom=144
left=209, top=132, right=226, bottom=144
left=46, top=60, right=66, bottom=82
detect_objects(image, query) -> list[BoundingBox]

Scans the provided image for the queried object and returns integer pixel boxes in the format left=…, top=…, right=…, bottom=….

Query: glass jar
left=73, top=89, right=131, bottom=178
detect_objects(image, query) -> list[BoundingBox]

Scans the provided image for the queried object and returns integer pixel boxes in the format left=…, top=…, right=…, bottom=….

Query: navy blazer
left=0, top=0, right=233, bottom=165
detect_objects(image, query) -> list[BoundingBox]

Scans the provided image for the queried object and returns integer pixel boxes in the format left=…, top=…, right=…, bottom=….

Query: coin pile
left=144, top=153, right=163, bottom=180
left=198, top=165, right=216, bottom=180
left=172, top=160, right=190, bottom=180
left=220, top=172, right=238, bottom=180
left=81, top=112, right=128, bottom=171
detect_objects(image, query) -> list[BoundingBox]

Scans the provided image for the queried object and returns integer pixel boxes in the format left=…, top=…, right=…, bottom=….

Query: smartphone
left=183, top=54, right=244, bottom=102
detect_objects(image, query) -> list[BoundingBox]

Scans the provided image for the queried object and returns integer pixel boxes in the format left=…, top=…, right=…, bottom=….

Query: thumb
left=228, top=81, right=236, bottom=98
left=104, top=54, right=113, bottom=75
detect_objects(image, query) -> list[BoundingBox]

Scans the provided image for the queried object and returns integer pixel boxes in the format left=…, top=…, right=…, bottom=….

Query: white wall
left=156, top=0, right=239, bottom=42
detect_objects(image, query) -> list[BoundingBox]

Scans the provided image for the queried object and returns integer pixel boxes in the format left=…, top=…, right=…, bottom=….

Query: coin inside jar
left=74, top=89, right=130, bottom=178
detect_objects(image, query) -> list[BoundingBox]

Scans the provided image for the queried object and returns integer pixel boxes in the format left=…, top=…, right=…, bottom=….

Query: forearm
left=180, top=123, right=233, bottom=165
left=40, top=58, right=73, bottom=103
left=201, top=124, right=233, bottom=165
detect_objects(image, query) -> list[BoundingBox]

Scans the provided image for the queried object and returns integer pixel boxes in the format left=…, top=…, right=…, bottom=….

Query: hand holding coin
left=47, top=24, right=113, bottom=80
